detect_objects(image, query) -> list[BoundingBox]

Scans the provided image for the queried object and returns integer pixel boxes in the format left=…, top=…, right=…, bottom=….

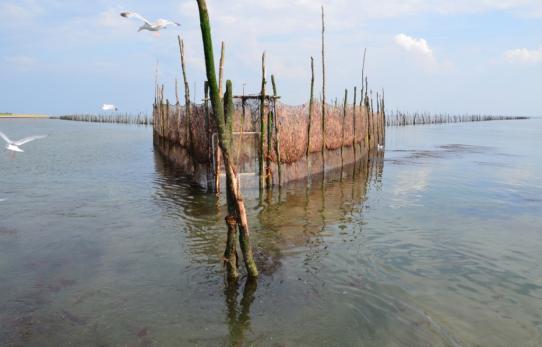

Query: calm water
left=1, top=118, right=541, bottom=346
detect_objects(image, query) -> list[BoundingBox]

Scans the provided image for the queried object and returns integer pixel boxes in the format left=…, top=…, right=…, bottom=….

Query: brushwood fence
left=57, top=114, right=152, bottom=125
left=153, top=91, right=385, bottom=190
left=386, top=112, right=528, bottom=127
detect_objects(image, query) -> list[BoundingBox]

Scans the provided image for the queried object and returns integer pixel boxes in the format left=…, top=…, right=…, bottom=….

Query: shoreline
left=0, top=114, right=50, bottom=119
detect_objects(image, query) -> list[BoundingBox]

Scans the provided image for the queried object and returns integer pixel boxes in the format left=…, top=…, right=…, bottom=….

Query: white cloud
left=504, top=46, right=542, bottom=64
left=394, top=33, right=438, bottom=68
left=394, top=34, right=434, bottom=58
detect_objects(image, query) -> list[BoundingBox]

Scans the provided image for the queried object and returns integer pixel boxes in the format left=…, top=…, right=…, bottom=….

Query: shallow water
left=0, top=118, right=541, bottom=346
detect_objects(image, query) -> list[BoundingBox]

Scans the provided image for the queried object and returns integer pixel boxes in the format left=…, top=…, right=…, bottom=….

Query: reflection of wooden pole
left=196, top=0, right=258, bottom=279
left=321, top=6, right=326, bottom=167
left=259, top=52, right=267, bottom=190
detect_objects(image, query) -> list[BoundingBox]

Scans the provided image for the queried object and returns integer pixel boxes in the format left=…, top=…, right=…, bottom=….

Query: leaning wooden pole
left=223, top=83, right=239, bottom=280
left=196, top=0, right=258, bottom=279
left=321, top=6, right=327, bottom=168
left=215, top=42, right=226, bottom=194
left=178, top=36, right=192, bottom=149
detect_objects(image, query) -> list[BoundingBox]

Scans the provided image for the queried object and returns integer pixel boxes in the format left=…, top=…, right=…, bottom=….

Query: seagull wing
left=0, top=131, right=12, bottom=144
left=13, top=135, right=47, bottom=146
left=156, top=19, right=180, bottom=27
left=120, top=12, right=151, bottom=25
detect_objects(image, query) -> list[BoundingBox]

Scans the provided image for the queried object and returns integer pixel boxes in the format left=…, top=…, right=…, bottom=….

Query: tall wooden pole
left=307, top=57, right=315, bottom=178
left=218, top=42, right=225, bottom=97
left=271, top=74, right=282, bottom=187
left=259, top=52, right=267, bottom=190
left=352, top=86, right=357, bottom=157
left=215, top=42, right=225, bottom=194
left=178, top=36, right=191, bottom=148
left=341, top=89, right=348, bottom=167
left=321, top=6, right=326, bottom=168
left=196, top=0, right=258, bottom=279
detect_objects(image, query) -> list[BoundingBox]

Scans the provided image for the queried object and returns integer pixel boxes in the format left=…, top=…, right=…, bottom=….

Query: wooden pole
left=175, top=77, right=180, bottom=105
left=266, top=74, right=273, bottom=188
left=307, top=57, right=315, bottom=177
left=223, top=83, right=239, bottom=280
left=321, top=6, right=326, bottom=168
left=360, top=48, right=367, bottom=107
left=178, top=36, right=191, bottom=148
left=352, top=86, right=357, bottom=157
left=271, top=74, right=282, bottom=187
left=204, top=81, right=213, bottom=190
left=341, top=89, right=347, bottom=167
left=196, top=0, right=258, bottom=279
left=218, top=42, right=225, bottom=97
left=259, top=52, right=267, bottom=190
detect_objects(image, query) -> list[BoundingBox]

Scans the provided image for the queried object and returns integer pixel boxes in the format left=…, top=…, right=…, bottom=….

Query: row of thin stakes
left=386, top=111, right=529, bottom=127
left=57, top=114, right=152, bottom=125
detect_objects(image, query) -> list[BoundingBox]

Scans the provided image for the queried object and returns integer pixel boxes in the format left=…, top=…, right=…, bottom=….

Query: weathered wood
left=307, top=57, right=315, bottom=175
left=271, top=74, right=282, bottom=186
left=175, top=77, right=179, bottom=105
left=178, top=36, right=191, bottom=148
left=204, top=81, right=213, bottom=189
left=259, top=52, right=267, bottom=190
left=224, top=215, right=239, bottom=280
left=353, top=86, right=357, bottom=156
left=196, top=0, right=258, bottom=279
left=321, top=6, right=326, bottom=166
left=341, top=88, right=347, bottom=167
left=218, top=42, right=225, bottom=97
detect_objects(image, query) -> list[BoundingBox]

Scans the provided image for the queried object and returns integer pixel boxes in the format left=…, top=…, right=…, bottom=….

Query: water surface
left=0, top=118, right=541, bottom=346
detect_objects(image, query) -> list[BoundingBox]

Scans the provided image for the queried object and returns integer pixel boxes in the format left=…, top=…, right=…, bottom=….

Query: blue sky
left=1, top=0, right=541, bottom=116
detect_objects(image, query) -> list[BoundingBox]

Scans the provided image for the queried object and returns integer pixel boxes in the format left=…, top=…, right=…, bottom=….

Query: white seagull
left=102, top=104, right=118, bottom=111
left=0, top=131, right=46, bottom=153
left=120, top=12, right=180, bottom=35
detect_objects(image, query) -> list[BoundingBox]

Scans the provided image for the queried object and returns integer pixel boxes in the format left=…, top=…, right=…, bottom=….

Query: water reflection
left=153, top=148, right=385, bottom=344
left=224, top=278, right=258, bottom=346
left=152, top=148, right=384, bottom=272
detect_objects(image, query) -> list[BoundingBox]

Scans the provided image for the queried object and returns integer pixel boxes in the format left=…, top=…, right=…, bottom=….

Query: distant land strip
left=0, top=113, right=50, bottom=119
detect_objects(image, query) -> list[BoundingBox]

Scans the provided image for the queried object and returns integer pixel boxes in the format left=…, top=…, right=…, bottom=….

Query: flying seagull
left=102, top=104, right=118, bottom=111
left=0, top=131, right=46, bottom=153
left=120, top=12, right=180, bottom=35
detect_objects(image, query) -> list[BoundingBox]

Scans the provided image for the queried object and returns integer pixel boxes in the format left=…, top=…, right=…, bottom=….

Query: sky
left=0, top=0, right=541, bottom=116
